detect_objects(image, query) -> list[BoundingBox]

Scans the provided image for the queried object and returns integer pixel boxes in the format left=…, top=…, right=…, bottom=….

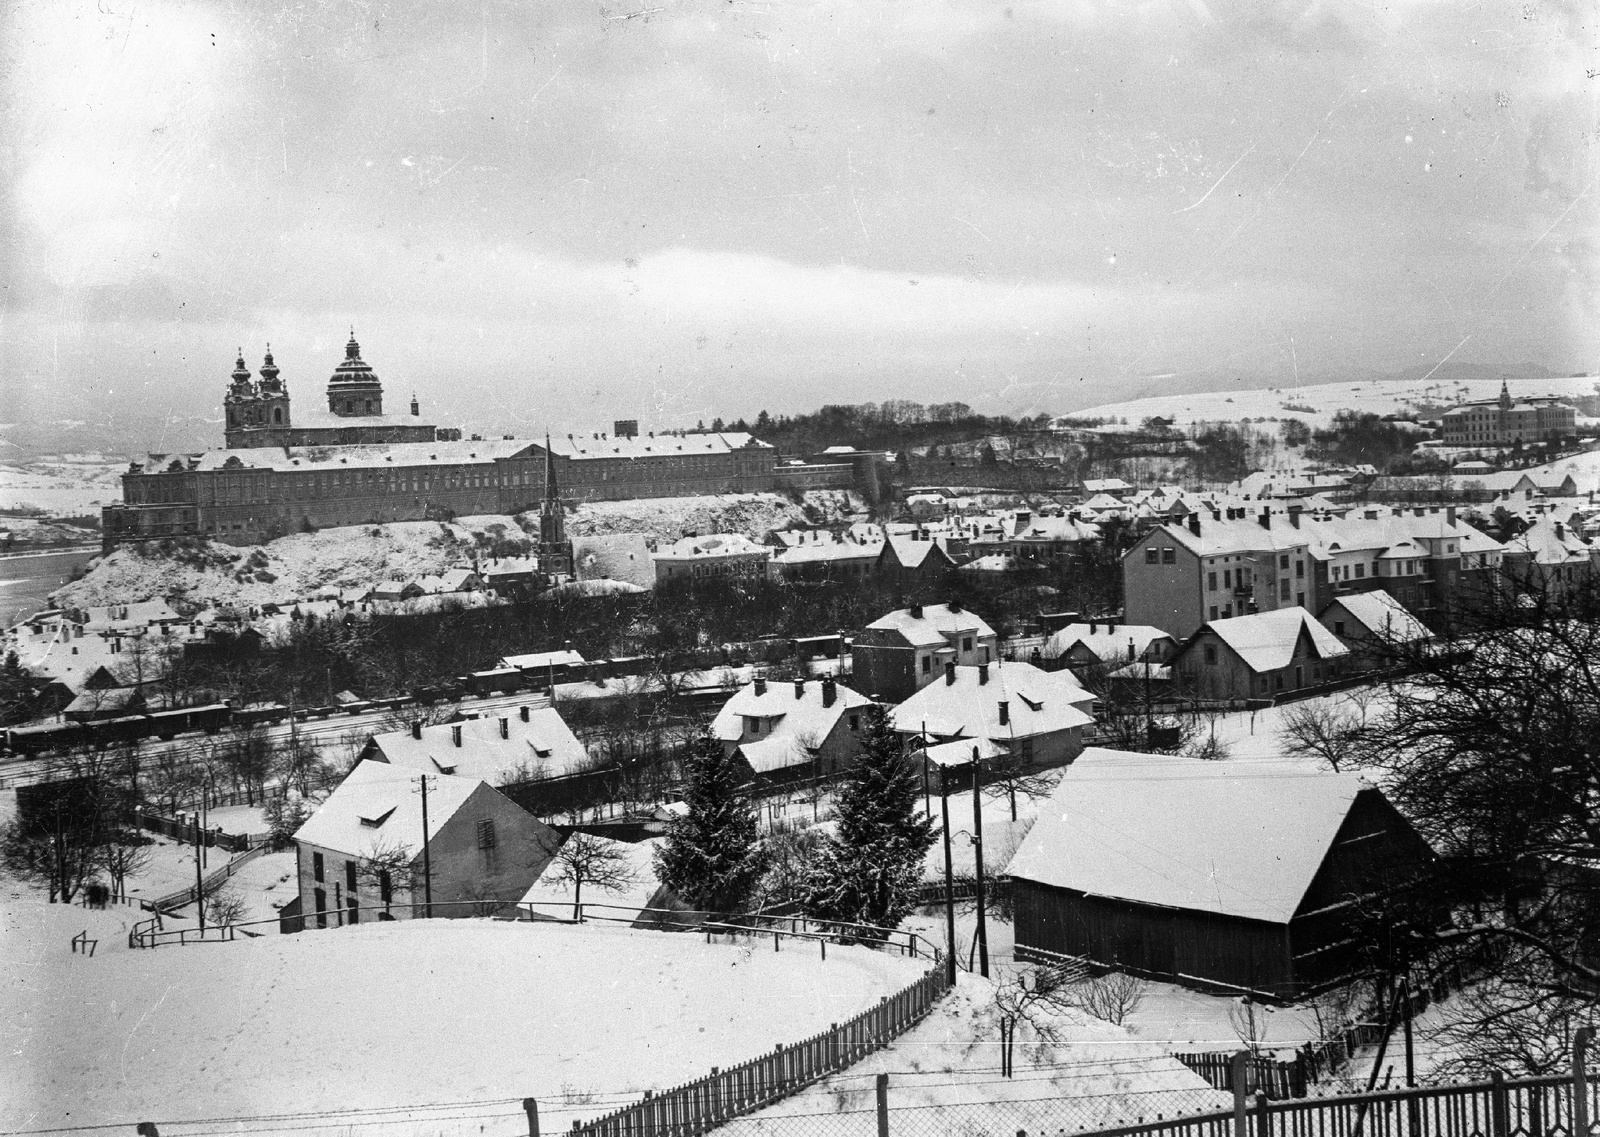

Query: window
left=1296, top=593, right=1305, bottom=607
left=1145, top=548, right=1159, bottom=564
left=849, top=714, right=860, bottom=732
left=921, top=655, right=931, bottom=673
left=314, top=888, right=327, bottom=928
left=347, top=897, right=359, bottom=925
left=1275, top=674, right=1284, bottom=690
left=1280, top=554, right=1289, bottom=569
left=1209, top=606, right=1218, bottom=620
left=1208, top=572, right=1217, bottom=591
left=1222, top=604, right=1232, bottom=618
left=313, top=852, right=324, bottom=882
left=1203, top=645, right=1217, bottom=665
left=1223, top=569, right=1232, bottom=588
left=1354, top=563, right=1365, bottom=579
left=1162, top=548, right=1176, bottom=565
left=1334, top=621, right=1346, bottom=636
left=962, top=637, right=973, bottom=652
left=345, top=861, right=357, bottom=892
left=1295, top=560, right=1304, bottom=578
left=477, top=819, right=497, bottom=850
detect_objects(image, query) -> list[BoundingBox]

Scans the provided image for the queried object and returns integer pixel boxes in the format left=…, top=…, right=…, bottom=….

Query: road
left=0, top=688, right=558, bottom=789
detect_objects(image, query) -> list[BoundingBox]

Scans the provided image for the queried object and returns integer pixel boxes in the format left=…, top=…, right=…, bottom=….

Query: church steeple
left=230, top=349, right=253, bottom=391
left=538, top=432, right=572, bottom=578
left=327, top=329, right=384, bottom=416
left=258, top=344, right=283, bottom=391
left=1498, top=379, right=1513, bottom=411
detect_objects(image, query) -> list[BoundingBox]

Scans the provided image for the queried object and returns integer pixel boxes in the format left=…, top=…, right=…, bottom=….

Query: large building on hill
left=103, top=339, right=867, bottom=547
left=1439, top=381, right=1575, bottom=447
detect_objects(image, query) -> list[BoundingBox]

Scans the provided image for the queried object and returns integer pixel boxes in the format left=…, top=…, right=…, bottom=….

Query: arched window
left=365, top=400, right=373, bottom=414
left=273, top=407, right=283, bottom=424
left=344, top=400, right=353, bottom=414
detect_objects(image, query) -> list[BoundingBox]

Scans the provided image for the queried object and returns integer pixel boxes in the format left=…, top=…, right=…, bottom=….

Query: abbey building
left=102, top=336, right=855, bottom=548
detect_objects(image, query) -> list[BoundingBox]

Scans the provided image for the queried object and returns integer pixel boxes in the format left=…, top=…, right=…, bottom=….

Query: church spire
left=1498, top=379, right=1512, bottom=411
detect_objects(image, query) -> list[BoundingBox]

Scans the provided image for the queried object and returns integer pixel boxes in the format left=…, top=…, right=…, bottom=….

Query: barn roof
left=1203, top=607, right=1348, bottom=673
left=293, top=761, right=485, bottom=858
left=1005, top=748, right=1371, bottom=924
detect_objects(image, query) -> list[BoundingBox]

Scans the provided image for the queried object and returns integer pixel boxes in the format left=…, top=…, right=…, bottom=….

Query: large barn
left=1005, top=749, right=1434, bottom=999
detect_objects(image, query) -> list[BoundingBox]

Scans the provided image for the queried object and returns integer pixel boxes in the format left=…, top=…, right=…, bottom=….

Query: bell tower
left=537, top=433, right=573, bottom=578
left=256, top=345, right=291, bottom=430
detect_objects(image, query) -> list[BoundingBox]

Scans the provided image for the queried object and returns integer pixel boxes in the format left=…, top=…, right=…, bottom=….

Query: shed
left=1006, top=749, right=1434, bottom=998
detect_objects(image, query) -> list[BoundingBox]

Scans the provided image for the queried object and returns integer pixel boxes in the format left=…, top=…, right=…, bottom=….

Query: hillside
left=45, top=491, right=863, bottom=613
left=1074, top=374, right=1598, bottom=433
left=2, top=903, right=924, bottom=1135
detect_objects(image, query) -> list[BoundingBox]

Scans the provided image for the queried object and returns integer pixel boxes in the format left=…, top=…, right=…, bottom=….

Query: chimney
left=1555, top=522, right=1565, bottom=541
left=1446, top=506, right=1457, bottom=527
left=794, top=679, right=806, bottom=700
left=520, top=705, right=530, bottom=722
left=412, top=721, right=422, bottom=740
left=451, top=724, right=462, bottom=748
left=978, top=663, right=989, bottom=685
left=1258, top=509, right=1271, bottom=529
left=1289, top=508, right=1300, bottom=529
left=754, top=676, right=767, bottom=696
left=948, top=598, right=962, bottom=614
left=822, top=678, right=836, bottom=708
left=1188, top=514, right=1201, bottom=536
left=945, top=661, right=956, bottom=685
left=909, top=603, right=923, bottom=619
left=1211, top=509, right=1222, bottom=522
left=998, top=700, right=1009, bottom=725
left=1128, top=639, right=1136, bottom=662
left=499, top=717, right=509, bottom=739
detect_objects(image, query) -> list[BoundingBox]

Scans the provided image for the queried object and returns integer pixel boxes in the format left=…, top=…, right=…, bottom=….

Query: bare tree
left=102, top=834, right=154, bottom=902
left=355, top=835, right=416, bottom=918
left=204, top=884, right=249, bottom=927
left=1066, top=971, right=1148, bottom=1026
left=539, top=830, right=639, bottom=920
left=1228, top=996, right=1273, bottom=1053
left=1426, top=952, right=1590, bottom=1079
left=983, top=750, right=1059, bottom=821
left=1280, top=700, right=1368, bottom=772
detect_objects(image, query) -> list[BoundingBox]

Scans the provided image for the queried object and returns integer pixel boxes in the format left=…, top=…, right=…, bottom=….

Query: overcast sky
left=2, top=0, right=1595, bottom=440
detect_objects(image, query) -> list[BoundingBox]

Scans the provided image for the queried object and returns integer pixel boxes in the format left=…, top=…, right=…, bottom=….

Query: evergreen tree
left=0, top=652, right=43, bottom=727
left=804, top=705, right=934, bottom=939
left=754, top=410, right=772, bottom=432
left=655, top=730, right=765, bottom=911
left=711, top=417, right=727, bottom=432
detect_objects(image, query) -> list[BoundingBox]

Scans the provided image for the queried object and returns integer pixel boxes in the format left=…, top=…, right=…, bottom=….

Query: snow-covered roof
left=501, top=649, right=586, bottom=671
left=368, top=705, right=589, bottom=783
left=919, top=736, right=1008, bottom=768
left=1504, top=515, right=1593, bottom=566
left=654, top=533, right=771, bottom=560
left=882, top=533, right=951, bottom=570
left=772, top=536, right=884, bottom=565
left=1042, top=623, right=1175, bottom=665
left=711, top=677, right=874, bottom=747
left=1081, top=478, right=1133, bottom=492
left=1201, top=607, right=1348, bottom=673
left=520, top=835, right=662, bottom=920
left=293, top=761, right=485, bottom=857
left=543, top=432, right=771, bottom=460
left=1324, top=590, right=1431, bottom=644
left=888, top=661, right=1094, bottom=743
left=1005, top=748, right=1373, bottom=923
left=133, top=438, right=535, bottom=475
left=865, top=602, right=995, bottom=648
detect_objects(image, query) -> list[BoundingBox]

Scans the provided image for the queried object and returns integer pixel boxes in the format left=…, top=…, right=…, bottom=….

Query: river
left=0, top=548, right=101, bottom=626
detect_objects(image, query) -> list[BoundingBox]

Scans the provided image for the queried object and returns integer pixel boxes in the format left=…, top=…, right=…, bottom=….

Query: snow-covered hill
left=46, top=491, right=863, bottom=613
left=1074, top=374, right=1597, bottom=433
left=3, top=906, right=923, bottom=1135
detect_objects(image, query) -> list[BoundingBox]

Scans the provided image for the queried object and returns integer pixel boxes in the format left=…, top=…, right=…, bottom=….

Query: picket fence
left=572, top=965, right=952, bottom=1136
left=135, top=842, right=270, bottom=919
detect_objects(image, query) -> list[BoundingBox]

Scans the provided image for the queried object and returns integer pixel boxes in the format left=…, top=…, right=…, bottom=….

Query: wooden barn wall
left=1288, top=788, right=1437, bottom=988
left=1012, top=878, right=1296, bottom=997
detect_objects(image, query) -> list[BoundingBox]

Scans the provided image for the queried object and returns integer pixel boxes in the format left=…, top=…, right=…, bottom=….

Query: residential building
left=1040, top=622, right=1178, bottom=673
left=291, top=762, right=559, bottom=928
left=1440, top=381, right=1576, bottom=446
left=359, top=703, right=590, bottom=786
left=1079, top=477, right=1134, bottom=498
left=1318, top=589, right=1431, bottom=671
left=1171, top=607, right=1349, bottom=701
left=1008, top=749, right=1436, bottom=998
left=1502, top=516, right=1597, bottom=599
left=889, top=660, right=1095, bottom=769
left=875, top=531, right=958, bottom=583
left=710, top=675, right=875, bottom=778
left=653, top=533, right=773, bottom=584
left=851, top=602, right=997, bottom=702
left=768, top=529, right=883, bottom=582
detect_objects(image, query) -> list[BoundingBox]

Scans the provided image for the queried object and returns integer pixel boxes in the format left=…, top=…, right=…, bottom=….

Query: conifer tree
left=805, top=705, right=935, bottom=938
left=655, top=730, right=765, bottom=912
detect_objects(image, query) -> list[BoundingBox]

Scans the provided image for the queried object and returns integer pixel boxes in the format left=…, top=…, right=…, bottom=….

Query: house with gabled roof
left=876, top=531, right=958, bottom=584
left=291, top=761, right=559, bottom=929
left=1502, top=515, right=1596, bottom=599
left=360, top=703, right=590, bottom=787
left=710, top=675, right=875, bottom=778
left=888, top=660, right=1095, bottom=769
left=1041, top=622, right=1178, bottom=674
left=851, top=601, right=997, bottom=702
left=1006, top=748, right=1435, bottom=997
left=1318, top=589, right=1431, bottom=671
left=1172, top=606, right=1349, bottom=701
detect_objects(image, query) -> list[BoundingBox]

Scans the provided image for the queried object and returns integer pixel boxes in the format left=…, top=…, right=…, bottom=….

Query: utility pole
left=193, top=812, right=206, bottom=932
left=415, top=774, right=435, bottom=917
left=970, top=747, right=989, bottom=979
left=939, top=774, right=957, bottom=987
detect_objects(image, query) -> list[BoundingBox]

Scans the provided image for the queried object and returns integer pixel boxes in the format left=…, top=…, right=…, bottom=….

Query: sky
left=2, top=0, right=1596, bottom=444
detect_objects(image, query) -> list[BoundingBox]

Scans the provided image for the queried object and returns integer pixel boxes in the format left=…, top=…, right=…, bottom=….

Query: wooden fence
left=140, top=812, right=264, bottom=853
left=572, top=965, right=952, bottom=1136
left=136, top=842, right=270, bottom=916
left=1068, top=1068, right=1597, bottom=1137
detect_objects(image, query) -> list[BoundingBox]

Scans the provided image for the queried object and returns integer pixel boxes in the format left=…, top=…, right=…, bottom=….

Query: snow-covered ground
left=3, top=898, right=925, bottom=1136
left=46, top=490, right=862, bottom=612
left=1074, top=374, right=1597, bottom=434
left=0, top=455, right=126, bottom=516
left=721, top=975, right=1231, bottom=1136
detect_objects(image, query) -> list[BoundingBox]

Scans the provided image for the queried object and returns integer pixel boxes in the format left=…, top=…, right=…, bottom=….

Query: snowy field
left=1073, top=374, right=1597, bottom=434
left=0, top=455, right=126, bottom=516
left=3, top=901, right=926, bottom=1136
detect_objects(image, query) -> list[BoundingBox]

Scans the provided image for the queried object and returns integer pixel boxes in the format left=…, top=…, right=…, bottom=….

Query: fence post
left=523, top=1098, right=540, bottom=1137
left=1254, top=1091, right=1271, bottom=1137
left=1576, top=1028, right=1593, bottom=1137
left=1233, top=1052, right=1251, bottom=1137
left=876, top=1072, right=889, bottom=1137
left=1491, top=1071, right=1509, bottom=1137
